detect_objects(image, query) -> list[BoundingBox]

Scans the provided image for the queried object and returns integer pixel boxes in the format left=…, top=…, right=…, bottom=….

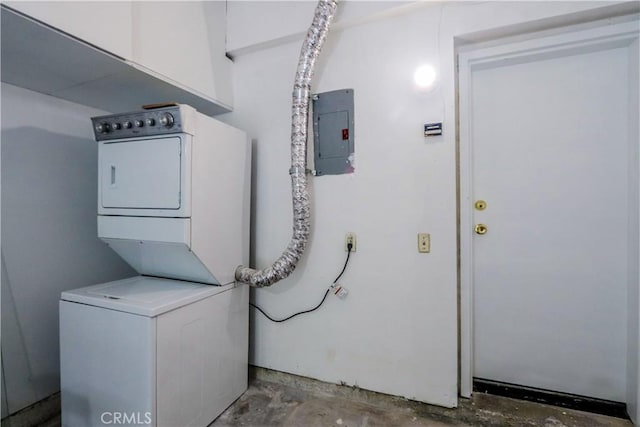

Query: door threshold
left=473, top=378, right=629, bottom=419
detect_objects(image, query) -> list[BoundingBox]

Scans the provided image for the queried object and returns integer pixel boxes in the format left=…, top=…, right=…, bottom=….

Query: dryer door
left=99, top=136, right=187, bottom=214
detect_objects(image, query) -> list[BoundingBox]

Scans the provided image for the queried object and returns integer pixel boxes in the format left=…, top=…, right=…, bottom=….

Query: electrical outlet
left=345, top=232, right=356, bottom=252
left=418, top=233, right=430, bottom=253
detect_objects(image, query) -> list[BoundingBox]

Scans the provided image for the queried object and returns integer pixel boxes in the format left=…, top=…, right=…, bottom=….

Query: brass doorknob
left=475, top=224, right=488, bottom=235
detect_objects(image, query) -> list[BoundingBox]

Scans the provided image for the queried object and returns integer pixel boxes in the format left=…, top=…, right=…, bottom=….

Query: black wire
left=332, top=246, right=351, bottom=284
left=250, top=289, right=331, bottom=323
left=250, top=244, right=353, bottom=323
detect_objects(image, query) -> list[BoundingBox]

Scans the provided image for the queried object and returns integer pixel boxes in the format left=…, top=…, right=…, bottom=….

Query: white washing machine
left=60, top=277, right=248, bottom=427
left=60, top=105, right=251, bottom=427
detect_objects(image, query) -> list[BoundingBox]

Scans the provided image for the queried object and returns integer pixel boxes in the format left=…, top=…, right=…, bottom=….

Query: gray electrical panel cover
left=312, top=89, right=354, bottom=176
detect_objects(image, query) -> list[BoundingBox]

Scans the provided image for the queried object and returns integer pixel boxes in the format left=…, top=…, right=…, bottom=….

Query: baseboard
left=473, top=378, right=629, bottom=419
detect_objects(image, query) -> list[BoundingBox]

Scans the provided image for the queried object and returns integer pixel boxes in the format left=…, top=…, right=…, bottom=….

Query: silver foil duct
left=235, top=0, right=338, bottom=287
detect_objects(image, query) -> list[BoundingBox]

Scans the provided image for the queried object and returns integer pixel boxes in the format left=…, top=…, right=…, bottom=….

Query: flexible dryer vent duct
left=235, top=0, right=338, bottom=287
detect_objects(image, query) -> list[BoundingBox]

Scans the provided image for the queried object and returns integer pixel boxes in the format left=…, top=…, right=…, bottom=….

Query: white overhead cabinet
left=1, top=1, right=233, bottom=114
left=132, top=1, right=233, bottom=109
left=4, top=1, right=133, bottom=60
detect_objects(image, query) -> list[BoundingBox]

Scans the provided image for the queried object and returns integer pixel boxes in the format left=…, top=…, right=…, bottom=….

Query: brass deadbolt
left=475, top=200, right=487, bottom=211
left=475, top=224, right=488, bottom=235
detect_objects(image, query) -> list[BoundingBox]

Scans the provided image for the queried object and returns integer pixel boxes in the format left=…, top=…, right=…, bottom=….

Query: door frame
left=458, top=18, right=640, bottom=398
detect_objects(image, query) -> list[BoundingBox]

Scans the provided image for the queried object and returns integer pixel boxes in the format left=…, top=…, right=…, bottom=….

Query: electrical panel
left=312, top=89, right=354, bottom=176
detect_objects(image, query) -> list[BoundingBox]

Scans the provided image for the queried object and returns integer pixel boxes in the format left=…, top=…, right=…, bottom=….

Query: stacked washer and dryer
left=60, top=104, right=251, bottom=427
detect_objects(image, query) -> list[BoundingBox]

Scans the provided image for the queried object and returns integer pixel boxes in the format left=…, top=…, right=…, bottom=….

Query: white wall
left=1, top=83, right=135, bottom=415
left=222, top=0, right=638, bottom=408
left=627, top=36, right=640, bottom=425
left=226, top=1, right=410, bottom=54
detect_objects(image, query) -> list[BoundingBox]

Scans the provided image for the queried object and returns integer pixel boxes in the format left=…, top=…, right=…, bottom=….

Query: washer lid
left=61, top=276, right=233, bottom=317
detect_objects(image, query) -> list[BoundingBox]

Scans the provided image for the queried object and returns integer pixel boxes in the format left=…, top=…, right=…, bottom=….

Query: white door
left=459, top=21, right=639, bottom=402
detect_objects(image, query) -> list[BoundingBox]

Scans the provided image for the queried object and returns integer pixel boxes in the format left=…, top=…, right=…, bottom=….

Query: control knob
left=112, top=122, right=121, bottom=130
left=123, top=121, right=132, bottom=129
left=134, top=120, right=144, bottom=128
left=95, top=122, right=111, bottom=134
left=146, top=118, right=156, bottom=127
left=159, top=113, right=174, bottom=128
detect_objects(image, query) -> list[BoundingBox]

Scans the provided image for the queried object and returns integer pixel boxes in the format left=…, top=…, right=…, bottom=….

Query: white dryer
left=95, top=104, right=251, bottom=286
left=60, top=105, right=251, bottom=427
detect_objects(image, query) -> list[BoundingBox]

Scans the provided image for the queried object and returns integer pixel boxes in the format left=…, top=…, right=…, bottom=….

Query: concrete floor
left=212, top=369, right=633, bottom=427
left=5, top=368, right=633, bottom=427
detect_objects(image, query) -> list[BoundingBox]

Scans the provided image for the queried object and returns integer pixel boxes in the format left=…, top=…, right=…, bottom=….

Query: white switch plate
left=418, top=233, right=430, bottom=253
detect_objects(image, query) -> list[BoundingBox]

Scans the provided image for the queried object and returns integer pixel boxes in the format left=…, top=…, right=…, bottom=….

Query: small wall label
left=424, top=122, right=443, bottom=137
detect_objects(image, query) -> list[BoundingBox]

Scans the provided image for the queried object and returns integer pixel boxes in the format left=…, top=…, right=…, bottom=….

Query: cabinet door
left=4, top=1, right=132, bottom=59
left=131, top=1, right=232, bottom=108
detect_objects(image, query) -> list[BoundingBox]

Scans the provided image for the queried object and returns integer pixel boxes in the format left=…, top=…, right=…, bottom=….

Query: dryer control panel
left=92, top=106, right=185, bottom=141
